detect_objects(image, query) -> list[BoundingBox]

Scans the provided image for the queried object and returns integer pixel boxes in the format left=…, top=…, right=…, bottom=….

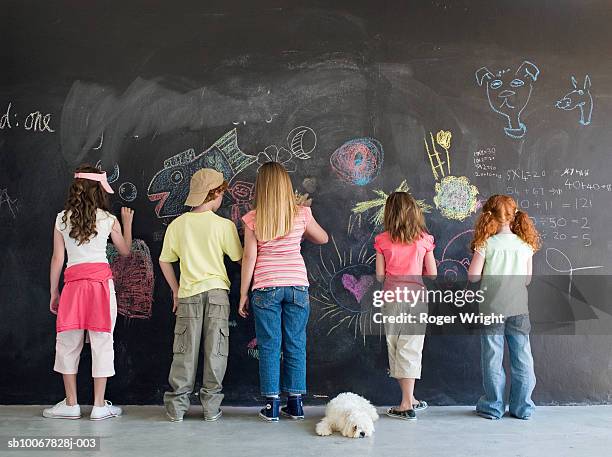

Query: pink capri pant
left=54, top=281, right=117, bottom=378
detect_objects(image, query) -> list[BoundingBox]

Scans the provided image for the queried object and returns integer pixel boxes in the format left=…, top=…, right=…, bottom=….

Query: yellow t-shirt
left=159, top=211, right=243, bottom=298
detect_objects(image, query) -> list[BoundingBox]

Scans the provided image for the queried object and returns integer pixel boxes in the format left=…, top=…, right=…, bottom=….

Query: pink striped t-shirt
left=242, top=206, right=312, bottom=290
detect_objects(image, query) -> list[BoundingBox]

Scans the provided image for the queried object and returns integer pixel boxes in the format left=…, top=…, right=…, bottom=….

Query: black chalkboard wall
left=1, top=0, right=611, bottom=405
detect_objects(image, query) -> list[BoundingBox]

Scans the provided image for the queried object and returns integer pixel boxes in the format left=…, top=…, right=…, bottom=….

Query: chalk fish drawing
left=330, top=137, right=383, bottom=186
left=475, top=60, right=540, bottom=139
left=147, top=129, right=256, bottom=218
left=555, top=75, right=593, bottom=126
left=352, top=180, right=431, bottom=226
left=106, top=239, right=155, bottom=319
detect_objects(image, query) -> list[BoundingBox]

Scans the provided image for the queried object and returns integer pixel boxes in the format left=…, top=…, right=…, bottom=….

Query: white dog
left=315, top=392, right=379, bottom=438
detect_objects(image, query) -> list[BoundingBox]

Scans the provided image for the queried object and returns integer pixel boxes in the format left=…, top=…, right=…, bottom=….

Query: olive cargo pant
left=164, top=289, right=230, bottom=419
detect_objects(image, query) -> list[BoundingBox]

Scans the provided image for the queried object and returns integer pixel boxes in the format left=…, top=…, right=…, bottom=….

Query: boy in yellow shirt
left=159, top=169, right=243, bottom=422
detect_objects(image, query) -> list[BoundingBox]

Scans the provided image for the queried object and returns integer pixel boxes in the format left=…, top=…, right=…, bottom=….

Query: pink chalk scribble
left=247, top=337, right=259, bottom=360
left=228, top=181, right=254, bottom=227
left=341, top=273, right=374, bottom=303
left=107, top=239, right=154, bottom=319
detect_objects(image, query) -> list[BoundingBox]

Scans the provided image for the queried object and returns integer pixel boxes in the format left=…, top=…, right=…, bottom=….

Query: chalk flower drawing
left=435, top=130, right=452, bottom=175
left=555, top=75, right=593, bottom=126
left=257, top=145, right=296, bottom=172
left=352, top=180, right=431, bottom=226
left=433, top=176, right=479, bottom=221
left=475, top=60, right=540, bottom=139
left=257, top=126, right=317, bottom=172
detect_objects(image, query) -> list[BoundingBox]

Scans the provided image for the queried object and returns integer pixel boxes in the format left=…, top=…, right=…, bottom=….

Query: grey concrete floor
left=0, top=405, right=610, bottom=457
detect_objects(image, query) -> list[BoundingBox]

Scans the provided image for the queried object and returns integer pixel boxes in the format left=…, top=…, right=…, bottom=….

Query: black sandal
left=413, top=400, right=428, bottom=412
left=386, top=407, right=417, bottom=420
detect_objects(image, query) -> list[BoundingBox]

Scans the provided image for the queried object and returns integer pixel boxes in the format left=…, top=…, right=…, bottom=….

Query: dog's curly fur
left=315, top=392, right=379, bottom=438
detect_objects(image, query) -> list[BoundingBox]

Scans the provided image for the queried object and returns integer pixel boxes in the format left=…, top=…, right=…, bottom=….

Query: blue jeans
left=251, top=286, right=310, bottom=396
left=477, top=314, right=536, bottom=419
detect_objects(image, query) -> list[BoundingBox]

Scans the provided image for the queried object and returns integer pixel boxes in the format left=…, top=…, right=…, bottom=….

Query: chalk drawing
left=434, top=176, right=479, bottom=221
left=437, top=230, right=474, bottom=286
left=424, top=130, right=453, bottom=180
left=555, top=75, right=593, bottom=126
left=0, top=188, right=18, bottom=219
left=330, top=137, right=383, bottom=186
left=352, top=180, right=432, bottom=227
left=95, top=161, right=120, bottom=184
left=308, top=219, right=378, bottom=341
left=93, top=133, right=104, bottom=150
left=118, top=182, right=137, bottom=202
left=475, top=60, right=540, bottom=139
left=545, top=247, right=604, bottom=296
left=106, top=239, right=155, bottom=319
left=147, top=129, right=257, bottom=218
left=287, top=126, right=317, bottom=159
left=227, top=180, right=254, bottom=227
left=247, top=338, right=259, bottom=360
left=257, top=145, right=296, bottom=172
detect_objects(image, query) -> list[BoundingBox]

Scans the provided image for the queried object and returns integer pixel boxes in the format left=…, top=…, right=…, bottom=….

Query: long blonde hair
left=383, top=192, right=427, bottom=244
left=254, top=162, right=298, bottom=241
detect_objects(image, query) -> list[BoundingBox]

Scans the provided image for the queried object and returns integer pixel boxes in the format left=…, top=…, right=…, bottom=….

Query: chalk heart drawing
left=341, top=273, right=374, bottom=303
left=433, top=176, right=479, bottom=221
left=147, top=129, right=256, bottom=218
left=555, top=75, right=593, bottom=126
left=476, top=60, right=540, bottom=139
left=330, top=137, right=384, bottom=186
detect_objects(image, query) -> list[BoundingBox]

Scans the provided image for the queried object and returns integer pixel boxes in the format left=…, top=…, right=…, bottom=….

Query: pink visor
left=74, top=172, right=115, bottom=194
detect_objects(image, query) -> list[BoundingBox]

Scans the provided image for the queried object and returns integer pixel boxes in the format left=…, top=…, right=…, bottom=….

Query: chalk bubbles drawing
left=545, top=247, right=604, bottom=297
left=424, top=129, right=479, bottom=221
left=257, top=126, right=316, bottom=172
left=147, top=129, right=257, bottom=218
left=330, top=137, right=384, bottom=186
left=95, top=161, right=119, bottom=184
left=475, top=60, right=540, bottom=139
left=0, top=188, right=18, bottom=219
left=308, top=216, right=378, bottom=340
left=106, top=239, right=155, bottom=319
left=352, top=180, right=431, bottom=226
left=555, top=75, right=593, bottom=126
left=118, top=182, right=137, bottom=202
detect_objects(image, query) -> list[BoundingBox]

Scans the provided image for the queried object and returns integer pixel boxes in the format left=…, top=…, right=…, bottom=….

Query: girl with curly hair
left=468, top=194, right=540, bottom=420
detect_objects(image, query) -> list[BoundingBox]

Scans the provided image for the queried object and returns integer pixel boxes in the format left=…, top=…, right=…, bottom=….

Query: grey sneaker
left=42, top=399, right=81, bottom=420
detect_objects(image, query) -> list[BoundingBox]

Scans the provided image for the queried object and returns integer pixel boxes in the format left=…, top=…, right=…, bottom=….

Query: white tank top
left=55, top=209, right=116, bottom=267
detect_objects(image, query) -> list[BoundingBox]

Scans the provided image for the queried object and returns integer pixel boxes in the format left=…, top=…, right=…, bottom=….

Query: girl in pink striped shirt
left=239, top=162, right=328, bottom=422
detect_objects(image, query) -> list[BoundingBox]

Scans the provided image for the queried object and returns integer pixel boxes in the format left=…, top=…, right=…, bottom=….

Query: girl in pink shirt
left=374, top=192, right=437, bottom=421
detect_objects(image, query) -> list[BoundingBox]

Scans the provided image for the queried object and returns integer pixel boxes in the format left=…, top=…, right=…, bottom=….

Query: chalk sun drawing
left=555, top=75, right=593, bottom=126
left=147, top=129, right=257, bottom=218
left=475, top=60, right=540, bottom=139
left=0, top=188, right=18, bottom=219
left=351, top=180, right=432, bottom=226
left=118, top=182, right=137, bottom=202
left=308, top=216, right=378, bottom=341
left=424, top=129, right=479, bottom=221
left=106, top=239, right=155, bottom=319
left=330, top=137, right=383, bottom=186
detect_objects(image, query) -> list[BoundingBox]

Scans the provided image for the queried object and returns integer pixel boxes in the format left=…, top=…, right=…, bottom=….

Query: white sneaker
left=42, top=399, right=81, bottom=419
left=90, top=400, right=122, bottom=421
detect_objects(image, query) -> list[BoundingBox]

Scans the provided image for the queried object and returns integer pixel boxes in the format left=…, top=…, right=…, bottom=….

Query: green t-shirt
left=159, top=211, right=243, bottom=298
left=477, top=233, right=534, bottom=317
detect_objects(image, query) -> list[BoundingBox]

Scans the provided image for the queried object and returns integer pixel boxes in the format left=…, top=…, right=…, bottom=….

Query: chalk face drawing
left=106, top=239, right=154, bottom=319
left=227, top=180, right=254, bottom=227
left=434, top=176, right=479, bottom=221
left=555, top=75, right=593, bottom=126
left=475, top=60, right=540, bottom=139
left=118, top=182, right=137, bottom=202
left=330, top=137, right=383, bottom=186
left=0, top=188, right=18, bottom=219
left=352, top=180, right=431, bottom=226
left=257, top=126, right=316, bottom=172
left=147, top=129, right=256, bottom=218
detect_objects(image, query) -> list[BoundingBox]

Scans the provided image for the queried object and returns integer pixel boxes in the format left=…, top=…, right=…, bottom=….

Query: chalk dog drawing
left=330, top=137, right=384, bottom=186
left=424, top=129, right=479, bottom=221
left=352, top=180, right=431, bottom=226
left=106, top=239, right=155, bottom=319
left=545, top=247, right=604, bottom=297
left=0, top=188, right=18, bottom=219
left=257, top=126, right=316, bottom=172
left=147, top=129, right=257, bottom=218
left=555, top=75, right=593, bottom=126
left=309, top=217, right=378, bottom=341
left=475, top=60, right=540, bottom=139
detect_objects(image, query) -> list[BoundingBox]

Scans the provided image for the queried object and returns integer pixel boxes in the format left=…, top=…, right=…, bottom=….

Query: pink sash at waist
left=56, top=262, right=113, bottom=333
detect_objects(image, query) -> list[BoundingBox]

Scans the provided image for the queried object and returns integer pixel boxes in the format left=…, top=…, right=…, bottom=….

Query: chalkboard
left=1, top=0, right=611, bottom=406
